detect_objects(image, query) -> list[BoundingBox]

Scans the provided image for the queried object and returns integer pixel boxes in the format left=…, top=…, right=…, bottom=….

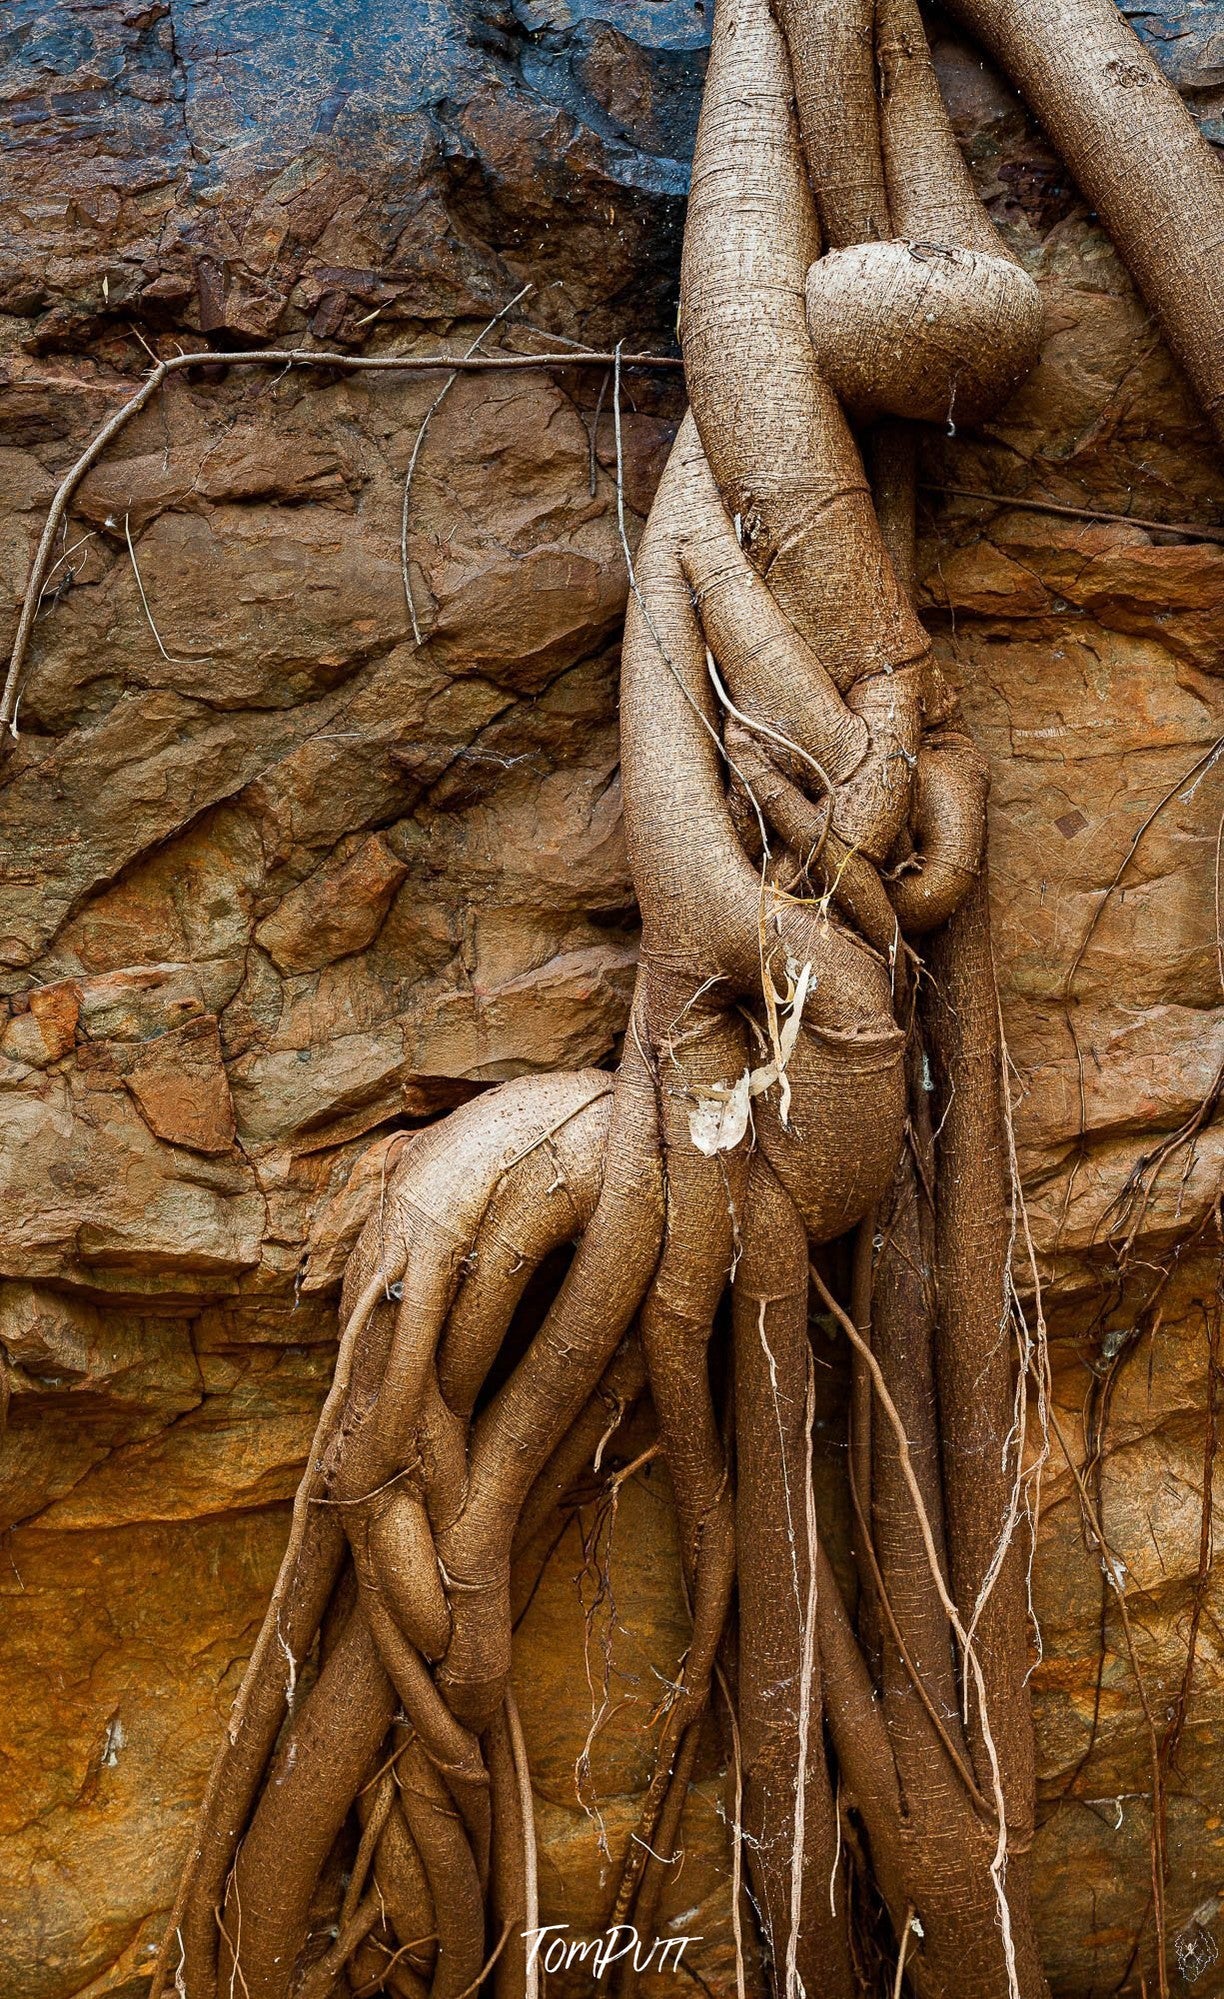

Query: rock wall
left=2, top=4, right=1223, bottom=1994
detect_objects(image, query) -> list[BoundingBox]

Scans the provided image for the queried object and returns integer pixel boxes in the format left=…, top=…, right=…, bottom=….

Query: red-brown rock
left=256, top=833, right=410, bottom=973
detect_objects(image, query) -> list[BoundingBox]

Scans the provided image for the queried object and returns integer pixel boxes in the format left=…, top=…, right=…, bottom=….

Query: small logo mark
left=522, top=1924, right=703, bottom=1981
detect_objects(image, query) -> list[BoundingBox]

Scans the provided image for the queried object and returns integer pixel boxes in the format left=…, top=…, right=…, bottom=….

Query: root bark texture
left=152, top=1, right=1224, bottom=1994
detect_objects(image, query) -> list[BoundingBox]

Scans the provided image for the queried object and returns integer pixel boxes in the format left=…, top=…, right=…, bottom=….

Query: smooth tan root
left=945, top=0, right=1224, bottom=439
left=154, top=0, right=1224, bottom=1995
left=806, top=242, right=1042, bottom=425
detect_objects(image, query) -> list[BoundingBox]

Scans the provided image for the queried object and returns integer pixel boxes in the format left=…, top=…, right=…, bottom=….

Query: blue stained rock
left=0, top=4, right=1218, bottom=348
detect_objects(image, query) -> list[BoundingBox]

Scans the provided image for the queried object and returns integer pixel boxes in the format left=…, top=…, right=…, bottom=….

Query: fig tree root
left=153, top=1, right=1224, bottom=1994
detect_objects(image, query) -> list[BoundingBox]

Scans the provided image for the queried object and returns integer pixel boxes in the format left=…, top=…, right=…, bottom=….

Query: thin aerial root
left=847, top=1418, right=991, bottom=1817
left=1049, top=1409, right=1170, bottom=1994
left=401, top=285, right=532, bottom=644
left=342, top=1773, right=398, bottom=1934
left=220, top=1605, right=397, bottom=1999
left=892, top=1907, right=917, bottom=1999
left=4, top=350, right=682, bottom=742
left=506, top=1689, right=539, bottom=1999
left=610, top=1480, right=734, bottom=1924
left=370, top=1790, right=438, bottom=1982
left=616, top=1724, right=702, bottom=1999
left=716, top=1661, right=749, bottom=1999
left=397, top=1743, right=488, bottom=1999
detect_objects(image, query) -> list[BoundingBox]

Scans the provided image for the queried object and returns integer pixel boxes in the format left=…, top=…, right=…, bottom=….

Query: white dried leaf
left=687, top=962, right=813, bottom=1152
left=688, top=1071, right=753, bottom=1157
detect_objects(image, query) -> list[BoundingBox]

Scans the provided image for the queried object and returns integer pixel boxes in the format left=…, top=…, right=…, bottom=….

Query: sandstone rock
left=0, top=1056, right=263, bottom=1297
left=1026, top=1254, right=1224, bottom=1991
left=35, top=1342, right=332, bottom=1531
left=1, top=976, right=78, bottom=1065
left=0, top=1512, right=292, bottom=1999
left=75, top=963, right=240, bottom=1042
left=119, top=1013, right=237, bottom=1157
left=256, top=832, right=410, bottom=973
left=0, top=1284, right=202, bottom=1531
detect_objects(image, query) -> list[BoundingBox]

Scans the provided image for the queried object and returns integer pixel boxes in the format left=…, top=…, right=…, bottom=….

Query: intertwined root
left=156, top=0, right=1224, bottom=1995
left=806, top=242, right=1043, bottom=425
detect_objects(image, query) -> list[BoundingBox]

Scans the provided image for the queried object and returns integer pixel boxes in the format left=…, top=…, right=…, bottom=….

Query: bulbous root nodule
left=155, top=0, right=1224, bottom=1994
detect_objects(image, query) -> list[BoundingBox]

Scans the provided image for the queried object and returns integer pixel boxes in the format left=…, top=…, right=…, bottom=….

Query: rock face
left=1, top=4, right=1223, bottom=1995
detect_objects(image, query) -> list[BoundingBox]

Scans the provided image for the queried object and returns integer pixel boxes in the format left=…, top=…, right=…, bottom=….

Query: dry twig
left=2, top=339, right=681, bottom=739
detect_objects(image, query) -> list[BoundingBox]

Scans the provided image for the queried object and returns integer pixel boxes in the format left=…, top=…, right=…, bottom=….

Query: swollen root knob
left=754, top=1017, right=907, bottom=1242
left=805, top=240, right=1043, bottom=424
left=889, top=734, right=991, bottom=934
left=368, top=1491, right=452, bottom=1661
